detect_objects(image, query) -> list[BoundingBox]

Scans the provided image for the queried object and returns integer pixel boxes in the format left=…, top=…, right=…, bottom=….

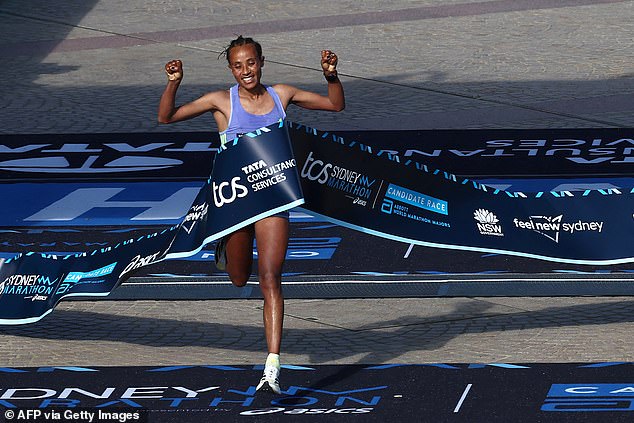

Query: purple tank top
left=219, top=84, right=286, bottom=144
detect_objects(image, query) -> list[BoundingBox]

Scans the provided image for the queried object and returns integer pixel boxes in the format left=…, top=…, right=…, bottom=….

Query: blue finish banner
left=1, top=121, right=634, bottom=323
left=287, top=122, right=633, bottom=265
left=0, top=122, right=303, bottom=324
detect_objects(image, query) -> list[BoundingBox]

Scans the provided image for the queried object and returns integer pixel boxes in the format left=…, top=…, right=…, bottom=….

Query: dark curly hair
left=220, top=35, right=263, bottom=63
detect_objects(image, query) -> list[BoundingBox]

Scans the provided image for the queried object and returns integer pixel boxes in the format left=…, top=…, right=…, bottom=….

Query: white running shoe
left=214, top=237, right=227, bottom=271
left=256, top=365, right=281, bottom=395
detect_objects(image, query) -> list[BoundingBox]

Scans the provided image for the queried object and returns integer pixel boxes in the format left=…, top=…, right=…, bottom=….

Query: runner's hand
left=165, top=59, right=183, bottom=82
left=321, top=50, right=338, bottom=76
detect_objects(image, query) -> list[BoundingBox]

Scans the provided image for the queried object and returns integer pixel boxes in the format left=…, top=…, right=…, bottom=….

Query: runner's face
left=228, top=44, right=263, bottom=90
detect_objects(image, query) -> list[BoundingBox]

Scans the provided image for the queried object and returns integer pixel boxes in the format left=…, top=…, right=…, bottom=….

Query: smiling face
left=228, top=44, right=264, bottom=91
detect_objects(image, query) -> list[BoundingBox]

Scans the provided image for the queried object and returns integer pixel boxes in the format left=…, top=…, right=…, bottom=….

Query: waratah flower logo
left=473, top=209, right=499, bottom=224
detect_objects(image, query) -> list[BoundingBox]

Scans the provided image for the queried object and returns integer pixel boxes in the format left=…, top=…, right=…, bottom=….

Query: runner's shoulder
left=199, top=89, right=231, bottom=109
left=271, top=83, right=298, bottom=103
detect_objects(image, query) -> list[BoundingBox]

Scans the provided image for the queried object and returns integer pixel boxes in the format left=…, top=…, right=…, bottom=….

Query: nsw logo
left=474, top=209, right=503, bottom=237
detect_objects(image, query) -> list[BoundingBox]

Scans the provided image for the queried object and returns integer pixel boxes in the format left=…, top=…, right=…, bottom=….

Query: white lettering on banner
left=1, top=274, right=56, bottom=296
left=181, top=204, right=209, bottom=234
left=246, top=159, right=296, bottom=183
left=562, top=221, right=604, bottom=234
left=183, top=204, right=208, bottom=223
left=513, top=215, right=604, bottom=243
left=121, top=252, right=161, bottom=276
left=328, top=179, right=372, bottom=199
left=252, top=173, right=287, bottom=192
left=242, top=160, right=268, bottom=174
left=563, top=386, right=634, bottom=394
left=30, top=295, right=48, bottom=301
left=239, top=157, right=297, bottom=193
left=212, top=177, right=248, bottom=207
left=330, top=166, right=361, bottom=184
left=301, top=152, right=374, bottom=201
left=386, top=186, right=447, bottom=213
left=473, top=209, right=504, bottom=237
left=301, top=151, right=331, bottom=184
left=0, top=385, right=221, bottom=400
left=612, top=387, right=634, bottom=394
left=4, top=275, right=38, bottom=286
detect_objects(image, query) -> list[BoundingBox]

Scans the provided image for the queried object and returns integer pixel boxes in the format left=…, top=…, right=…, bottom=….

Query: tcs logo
left=212, top=177, right=248, bottom=207
left=301, top=151, right=331, bottom=185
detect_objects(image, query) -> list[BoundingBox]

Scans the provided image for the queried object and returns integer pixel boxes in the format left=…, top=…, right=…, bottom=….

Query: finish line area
left=2, top=364, right=634, bottom=422
left=6, top=0, right=634, bottom=421
left=2, top=129, right=634, bottom=422
left=3, top=128, right=634, bottom=291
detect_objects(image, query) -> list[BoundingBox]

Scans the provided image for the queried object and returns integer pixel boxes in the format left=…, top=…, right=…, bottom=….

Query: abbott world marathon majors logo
left=473, top=209, right=504, bottom=236
left=512, top=215, right=604, bottom=243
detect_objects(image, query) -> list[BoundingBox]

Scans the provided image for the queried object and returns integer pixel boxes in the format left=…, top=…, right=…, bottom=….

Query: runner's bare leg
left=225, top=226, right=255, bottom=287
left=254, top=216, right=289, bottom=354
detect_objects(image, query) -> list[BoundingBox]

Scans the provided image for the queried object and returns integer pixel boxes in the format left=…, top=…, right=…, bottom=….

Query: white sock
left=266, top=353, right=280, bottom=369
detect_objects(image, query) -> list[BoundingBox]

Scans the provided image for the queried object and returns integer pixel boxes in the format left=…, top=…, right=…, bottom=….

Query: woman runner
left=158, top=36, right=345, bottom=394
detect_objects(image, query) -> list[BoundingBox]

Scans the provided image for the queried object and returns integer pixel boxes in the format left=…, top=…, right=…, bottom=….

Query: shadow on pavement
left=0, top=298, right=632, bottom=363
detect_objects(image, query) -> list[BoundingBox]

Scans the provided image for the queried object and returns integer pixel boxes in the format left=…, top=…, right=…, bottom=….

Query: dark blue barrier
left=0, top=123, right=303, bottom=323
left=287, top=122, right=634, bottom=265
left=1, top=123, right=634, bottom=323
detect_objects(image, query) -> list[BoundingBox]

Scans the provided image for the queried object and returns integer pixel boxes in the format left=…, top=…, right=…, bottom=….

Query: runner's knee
left=259, top=272, right=282, bottom=295
left=229, top=271, right=250, bottom=287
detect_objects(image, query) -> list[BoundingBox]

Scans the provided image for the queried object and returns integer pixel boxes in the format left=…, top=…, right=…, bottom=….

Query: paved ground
left=2, top=297, right=634, bottom=367
left=2, top=0, right=634, bottom=368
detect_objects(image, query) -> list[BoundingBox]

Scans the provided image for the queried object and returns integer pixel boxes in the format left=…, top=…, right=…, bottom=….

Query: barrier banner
left=2, top=120, right=634, bottom=323
left=288, top=121, right=633, bottom=266
left=0, top=122, right=303, bottom=324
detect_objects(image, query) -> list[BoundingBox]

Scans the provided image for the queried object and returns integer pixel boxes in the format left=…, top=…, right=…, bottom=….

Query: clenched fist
left=321, top=50, right=338, bottom=77
left=165, top=59, right=183, bottom=82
